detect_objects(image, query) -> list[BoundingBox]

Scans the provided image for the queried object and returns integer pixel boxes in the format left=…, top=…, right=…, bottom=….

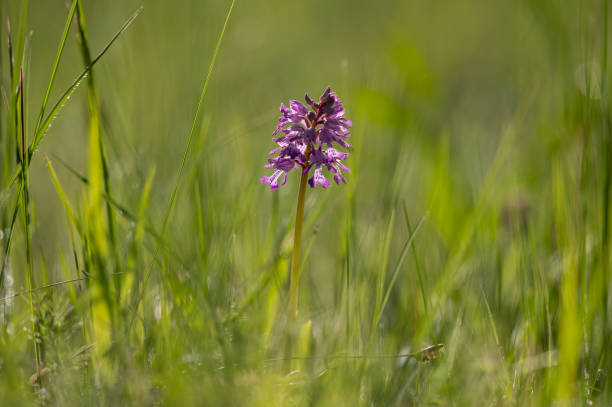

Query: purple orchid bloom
left=260, top=87, right=352, bottom=190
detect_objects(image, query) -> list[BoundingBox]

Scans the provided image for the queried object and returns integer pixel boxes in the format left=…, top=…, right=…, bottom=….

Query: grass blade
left=19, top=68, right=41, bottom=380
left=30, top=5, right=143, bottom=156
left=134, top=0, right=236, bottom=314
left=75, top=0, right=121, bottom=275
left=374, top=212, right=427, bottom=331
left=403, top=201, right=428, bottom=314
left=370, top=209, right=395, bottom=337
left=32, top=0, right=78, bottom=137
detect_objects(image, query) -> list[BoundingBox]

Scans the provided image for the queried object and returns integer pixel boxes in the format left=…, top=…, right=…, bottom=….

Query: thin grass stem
left=403, top=201, right=428, bottom=315
left=131, top=0, right=235, bottom=320
left=19, top=68, right=40, bottom=379
left=32, top=0, right=77, bottom=138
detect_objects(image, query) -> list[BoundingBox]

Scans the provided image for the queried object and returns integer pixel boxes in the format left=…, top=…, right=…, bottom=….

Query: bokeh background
left=1, top=0, right=611, bottom=405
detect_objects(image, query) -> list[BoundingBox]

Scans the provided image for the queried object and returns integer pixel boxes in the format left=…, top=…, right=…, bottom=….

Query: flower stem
left=289, top=167, right=309, bottom=318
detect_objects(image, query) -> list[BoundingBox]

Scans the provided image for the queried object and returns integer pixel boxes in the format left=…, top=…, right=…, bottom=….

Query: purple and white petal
left=308, top=167, right=331, bottom=189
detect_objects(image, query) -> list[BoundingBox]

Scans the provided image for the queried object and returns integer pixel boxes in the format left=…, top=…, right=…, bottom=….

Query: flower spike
left=260, top=87, right=351, bottom=190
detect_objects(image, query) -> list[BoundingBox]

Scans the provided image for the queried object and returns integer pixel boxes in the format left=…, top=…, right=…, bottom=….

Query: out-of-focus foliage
left=0, top=0, right=611, bottom=405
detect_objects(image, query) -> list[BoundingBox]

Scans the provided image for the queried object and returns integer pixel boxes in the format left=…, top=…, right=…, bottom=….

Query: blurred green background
left=1, top=0, right=611, bottom=405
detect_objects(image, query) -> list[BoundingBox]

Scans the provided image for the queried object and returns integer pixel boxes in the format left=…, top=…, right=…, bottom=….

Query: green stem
left=602, top=0, right=610, bottom=341
left=20, top=69, right=40, bottom=379
left=289, top=168, right=309, bottom=318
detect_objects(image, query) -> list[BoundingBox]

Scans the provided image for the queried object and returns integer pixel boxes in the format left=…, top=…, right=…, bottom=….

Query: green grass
left=0, top=0, right=611, bottom=405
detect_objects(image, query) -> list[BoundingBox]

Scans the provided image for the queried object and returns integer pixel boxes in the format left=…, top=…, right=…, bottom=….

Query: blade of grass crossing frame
left=19, top=68, right=40, bottom=379
left=19, top=6, right=143, bottom=169
left=370, top=209, right=395, bottom=338
left=599, top=0, right=611, bottom=344
left=403, top=201, right=428, bottom=314
left=6, top=6, right=142, bottom=188
left=481, top=285, right=500, bottom=346
left=373, top=213, right=427, bottom=333
left=134, top=0, right=236, bottom=315
left=32, top=0, right=77, bottom=137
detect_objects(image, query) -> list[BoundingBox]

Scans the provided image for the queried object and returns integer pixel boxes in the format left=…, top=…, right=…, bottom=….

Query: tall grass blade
left=599, top=0, right=611, bottom=344
left=32, top=0, right=77, bottom=137
left=134, top=0, right=236, bottom=313
left=75, top=0, right=121, bottom=276
left=403, top=201, right=428, bottom=314
left=3, top=6, right=144, bottom=188
left=19, top=68, right=40, bottom=379
left=370, top=209, right=395, bottom=337
left=373, top=213, right=427, bottom=330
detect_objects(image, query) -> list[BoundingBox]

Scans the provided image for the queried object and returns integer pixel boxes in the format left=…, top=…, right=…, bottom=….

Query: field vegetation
left=0, top=0, right=611, bottom=405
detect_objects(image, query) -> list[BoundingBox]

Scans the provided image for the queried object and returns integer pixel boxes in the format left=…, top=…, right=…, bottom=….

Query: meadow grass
left=0, top=0, right=611, bottom=405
